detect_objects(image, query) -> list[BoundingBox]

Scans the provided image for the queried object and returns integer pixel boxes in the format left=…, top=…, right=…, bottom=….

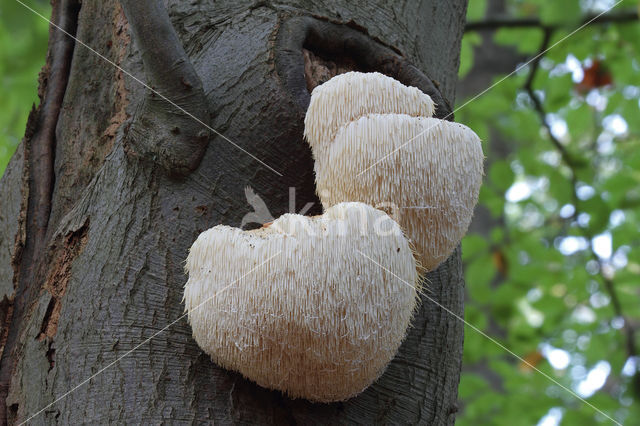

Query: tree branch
left=522, top=20, right=640, bottom=398
left=119, top=0, right=210, bottom=176
left=465, top=9, right=638, bottom=32
left=523, top=29, right=582, bottom=172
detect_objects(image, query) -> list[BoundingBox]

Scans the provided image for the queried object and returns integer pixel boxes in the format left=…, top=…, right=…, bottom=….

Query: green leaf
left=466, top=0, right=488, bottom=21
left=536, top=0, right=581, bottom=26
left=459, top=32, right=482, bottom=79
left=581, top=195, right=611, bottom=234
left=462, top=234, right=489, bottom=261
left=549, top=78, right=574, bottom=111
left=0, top=0, right=50, bottom=176
left=465, top=253, right=497, bottom=303
left=493, top=27, right=544, bottom=54
left=489, top=160, right=516, bottom=192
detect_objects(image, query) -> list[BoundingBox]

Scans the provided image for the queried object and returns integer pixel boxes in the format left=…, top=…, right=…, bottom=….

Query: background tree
left=0, top=0, right=468, bottom=424
left=457, top=0, right=639, bottom=424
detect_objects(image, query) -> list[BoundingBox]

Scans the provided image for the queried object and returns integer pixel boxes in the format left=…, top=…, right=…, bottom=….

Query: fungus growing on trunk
left=304, top=71, right=435, bottom=149
left=184, top=202, right=418, bottom=402
left=304, top=72, right=484, bottom=271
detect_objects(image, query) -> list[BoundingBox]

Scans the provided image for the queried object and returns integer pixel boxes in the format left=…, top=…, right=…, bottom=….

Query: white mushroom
left=304, top=71, right=436, bottom=149
left=305, top=72, right=484, bottom=271
left=184, top=202, right=418, bottom=402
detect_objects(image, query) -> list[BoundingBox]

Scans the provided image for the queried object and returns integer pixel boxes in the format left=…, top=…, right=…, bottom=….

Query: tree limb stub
left=119, top=0, right=210, bottom=176
left=275, top=16, right=453, bottom=121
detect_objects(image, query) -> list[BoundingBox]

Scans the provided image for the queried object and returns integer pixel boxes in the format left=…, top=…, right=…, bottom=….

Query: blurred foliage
left=0, top=0, right=50, bottom=176
left=459, top=0, right=640, bottom=425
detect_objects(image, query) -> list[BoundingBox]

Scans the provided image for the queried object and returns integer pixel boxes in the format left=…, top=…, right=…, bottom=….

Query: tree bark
left=0, top=0, right=468, bottom=424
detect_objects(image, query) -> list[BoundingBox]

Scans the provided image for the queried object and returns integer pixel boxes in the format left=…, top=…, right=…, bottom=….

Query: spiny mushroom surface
left=304, top=71, right=435, bottom=149
left=184, top=202, right=418, bottom=402
left=304, top=72, right=484, bottom=271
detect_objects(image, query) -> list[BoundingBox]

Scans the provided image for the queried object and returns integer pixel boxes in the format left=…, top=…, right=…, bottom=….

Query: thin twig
left=523, top=29, right=581, bottom=172
left=523, top=29, right=584, bottom=224
left=522, top=23, right=640, bottom=397
left=466, top=10, right=638, bottom=32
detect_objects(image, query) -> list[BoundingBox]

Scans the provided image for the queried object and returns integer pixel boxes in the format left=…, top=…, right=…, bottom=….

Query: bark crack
left=44, top=221, right=89, bottom=298
left=37, top=219, right=89, bottom=341
left=0, top=297, right=14, bottom=362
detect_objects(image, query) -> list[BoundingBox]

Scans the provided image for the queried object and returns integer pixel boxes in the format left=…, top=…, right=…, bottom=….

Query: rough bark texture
left=0, top=0, right=468, bottom=424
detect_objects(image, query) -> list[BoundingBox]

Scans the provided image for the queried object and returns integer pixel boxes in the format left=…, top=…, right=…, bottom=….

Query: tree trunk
left=0, top=0, right=468, bottom=424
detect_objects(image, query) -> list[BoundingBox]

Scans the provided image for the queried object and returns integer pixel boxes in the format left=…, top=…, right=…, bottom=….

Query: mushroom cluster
left=184, top=72, right=483, bottom=402
left=305, top=71, right=484, bottom=271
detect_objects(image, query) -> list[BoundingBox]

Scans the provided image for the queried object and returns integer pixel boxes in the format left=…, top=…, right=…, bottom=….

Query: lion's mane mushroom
left=304, top=71, right=436, bottom=149
left=304, top=72, right=484, bottom=271
left=184, top=202, right=418, bottom=402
